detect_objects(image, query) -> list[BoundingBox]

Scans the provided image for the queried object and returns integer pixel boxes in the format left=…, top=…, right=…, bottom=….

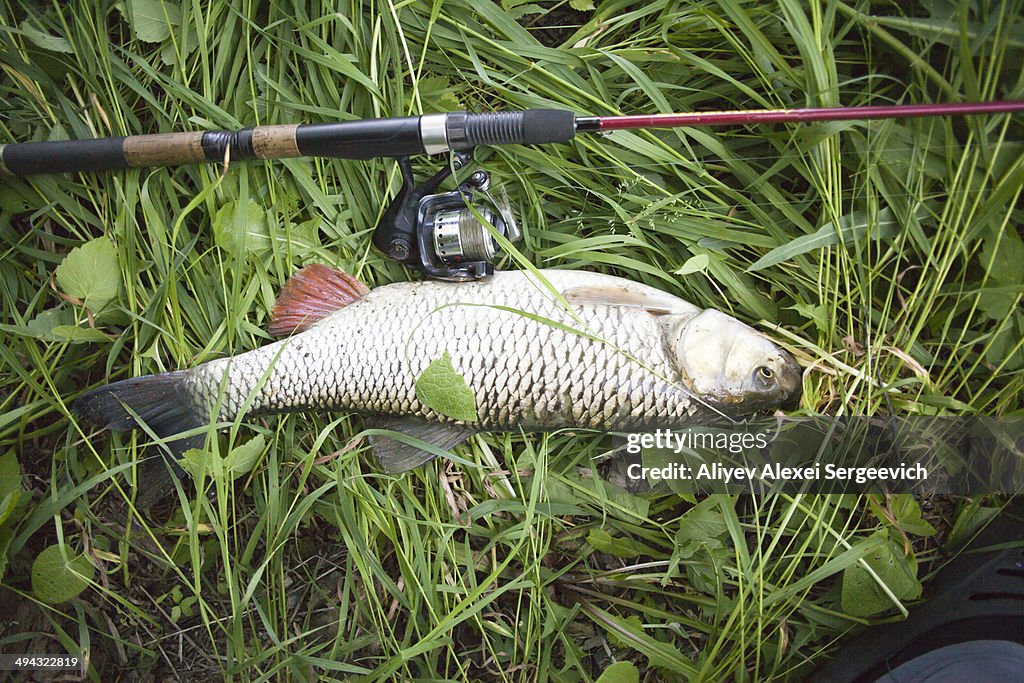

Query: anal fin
left=367, top=419, right=474, bottom=473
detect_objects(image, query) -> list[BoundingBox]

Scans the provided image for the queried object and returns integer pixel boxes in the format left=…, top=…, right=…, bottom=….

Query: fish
left=74, top=266, right=801, bottom=496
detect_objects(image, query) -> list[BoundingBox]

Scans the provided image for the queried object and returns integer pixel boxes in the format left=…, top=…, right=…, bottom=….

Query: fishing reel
left=373, top=152, right=521, bottom=281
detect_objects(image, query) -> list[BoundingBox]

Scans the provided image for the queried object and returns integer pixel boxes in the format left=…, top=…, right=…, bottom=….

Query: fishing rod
left=3, top=100, right=1023, bottom=280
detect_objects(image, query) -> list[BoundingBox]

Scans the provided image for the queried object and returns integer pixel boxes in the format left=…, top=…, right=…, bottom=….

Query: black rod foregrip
left=445, top=109, right=576, bottom=149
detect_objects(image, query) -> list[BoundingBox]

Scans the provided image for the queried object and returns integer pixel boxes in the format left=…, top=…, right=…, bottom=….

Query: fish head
left=667, top=309, right=802, bottom=412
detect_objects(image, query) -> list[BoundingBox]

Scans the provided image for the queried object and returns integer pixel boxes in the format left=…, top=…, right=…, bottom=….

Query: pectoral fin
left=367, top=419, right=474, bottom=473
left=563, top=284, right=699, bottom=316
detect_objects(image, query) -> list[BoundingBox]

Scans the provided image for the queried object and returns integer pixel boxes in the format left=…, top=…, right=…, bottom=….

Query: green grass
left=1, top=0, right=1023, bottom=680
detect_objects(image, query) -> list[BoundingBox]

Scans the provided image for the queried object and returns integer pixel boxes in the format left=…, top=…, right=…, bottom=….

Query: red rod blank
left=596, top=101, right=1024, bottom=130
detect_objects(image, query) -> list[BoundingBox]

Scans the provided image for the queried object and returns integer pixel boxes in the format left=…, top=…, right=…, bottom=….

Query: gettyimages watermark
left=613, top=417, right=1024, bottom=495
left=626, top=428, right=770, bottom=455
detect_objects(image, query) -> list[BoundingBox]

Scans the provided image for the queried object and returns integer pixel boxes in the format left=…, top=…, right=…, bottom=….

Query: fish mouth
left=776, top=352, right=803, bottom=406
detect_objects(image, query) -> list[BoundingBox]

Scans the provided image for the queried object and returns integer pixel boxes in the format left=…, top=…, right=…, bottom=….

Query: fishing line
left=532, top=181, right=1009, bottom=215
left=527, top=138, right=1024, bottom=174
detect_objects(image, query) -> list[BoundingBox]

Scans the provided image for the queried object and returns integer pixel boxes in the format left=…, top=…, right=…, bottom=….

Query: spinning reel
left=373, top=153, right=521, bottom=281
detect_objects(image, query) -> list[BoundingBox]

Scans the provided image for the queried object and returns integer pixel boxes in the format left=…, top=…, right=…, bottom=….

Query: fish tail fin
left=74, top=370, right=200, bottom=433
left=73, top=370, right=205, bottom=505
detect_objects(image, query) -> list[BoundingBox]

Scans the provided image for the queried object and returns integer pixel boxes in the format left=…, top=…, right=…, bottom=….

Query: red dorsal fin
left=269, top=264, right=370, bottom=336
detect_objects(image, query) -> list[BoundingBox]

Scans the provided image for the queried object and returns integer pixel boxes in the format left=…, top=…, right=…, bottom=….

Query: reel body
left=373, top=154, right=521, bottom=281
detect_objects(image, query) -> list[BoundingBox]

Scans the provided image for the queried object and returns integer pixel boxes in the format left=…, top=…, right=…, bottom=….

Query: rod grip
left=0, top=118, right=422, bottom=176
left=446, top=110, right=576, bottom=150
left=1, top=131, right=209, bottom=176
left=2, top=137, right=130, bottom=176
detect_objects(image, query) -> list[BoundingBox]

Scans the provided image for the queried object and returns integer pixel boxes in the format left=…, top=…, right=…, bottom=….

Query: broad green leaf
left=502, top=3, right=547, bottom=20
left=47, top=122, right=69, bottom=141
left=179, top=448, right=217, bottom=482
left=984, top=312, right=1024, bottom=371
left=415, top=76, right=462, bottom=112
left=18, top=21, right=74, bottom=53
left=640, top=447, right=698, bottom=500
left=415, top=353, right=479, bottom=422
left=0, top=452, right=20, bottom=526
left=0, top=186, right=37, bottom=213
left=55, top=237, right=122, bottom=312
left=670, top=499, right=731, bottom=589
left=587, top=528, right=643, bottom=558
left=982, top=228, right=1024, bottom=286
left=0, top=492, right=18, bottom=527
left=181, top=436, right=267, bottom=484
left=159, top=27, right=199, bottom=66
left=271, top=218, right=322, bottom=256
left=977, top=229, right=1024, bottom=322
left=947, top=502, right=1000, bottom=550
left=605, top=615, right=645, bottom=649
left=841, top=532, right=921, bottom=617
left=675, top=253, right=709, bottom=276
left=747, top=209, right=898, bottom=272
left=569, top=0, right=595, bottom=10
left=225, top=435, right=266, bottom=481
left=0, top=451, right=21, bottom=501
left=31, top=545, right=95, bottom=604
left=51, top=325, right=113, bottom=343
left=0, top=528, right=11, bottom=581
left=213, top=199, right=270, bottom=258
left=122, top=0, right=181, bottom=43
left=598, top=479, right=650, bottom=519
left=0, top=308, right=73, bottom=341
left=788, top=302, right=828, bottom=331
left=677, top=498, right=728, bottom=542
left=2, top=309, right=113, bottom=344
left=889, top=495, right=936, bottom=537
left=596, top=661, right=639, bottom=683
left=0, top=528, right=12, bottom=582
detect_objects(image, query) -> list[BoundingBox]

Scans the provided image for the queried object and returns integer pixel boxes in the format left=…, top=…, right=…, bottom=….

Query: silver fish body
left=195, top=270, right=706, bottom=430
left=76, top=268, right=801, bottom=479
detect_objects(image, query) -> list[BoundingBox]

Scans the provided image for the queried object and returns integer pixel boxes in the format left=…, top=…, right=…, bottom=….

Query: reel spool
left=374, top=153, right=521, bottom=281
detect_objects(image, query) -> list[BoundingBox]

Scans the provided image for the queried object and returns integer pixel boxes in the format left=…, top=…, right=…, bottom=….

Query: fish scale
left=183, top=270, right=699, bottom=431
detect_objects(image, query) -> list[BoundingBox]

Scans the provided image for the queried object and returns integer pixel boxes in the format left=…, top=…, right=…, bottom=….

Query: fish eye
left=756, top=366, right=774, bottom=383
